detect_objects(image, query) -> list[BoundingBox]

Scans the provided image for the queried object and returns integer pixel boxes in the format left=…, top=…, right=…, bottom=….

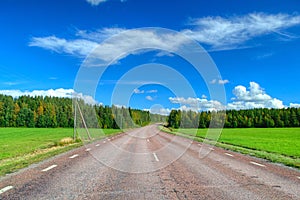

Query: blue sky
left=0, top=0, right=300, bottom=114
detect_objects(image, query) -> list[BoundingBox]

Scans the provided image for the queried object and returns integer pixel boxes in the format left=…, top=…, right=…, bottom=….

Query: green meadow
left=167, top=128, right=300, bottom=168
left=0, top=128, right=121, bottom=176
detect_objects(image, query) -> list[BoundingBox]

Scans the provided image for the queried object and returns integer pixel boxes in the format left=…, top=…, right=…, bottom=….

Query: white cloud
left=146, top=96, right=153, bottom=101
left=183, top=13, right=300, bottom=50
left=218, top=79, right=229, bottom=85
left=29, top=13, right=300, bottom=62
left=0, top=89, right=98, bottom=105
left=29, top=29, right=189, bottom=64
left=29, top=36, right=98, bottom=57
left=210, top=79, right=229, bottom=85
left=145, top=107, right=171, bottom=116
left=86, top=0, right=125, bottom=6
left=146, top=90, right=158, bottom=93
left=86, top=0, right=107, bottom=6
left=133, top=88, right=144, bottom=94
left=228, top=82, right=284, bottom=109
left=201, top=94, right=207, bottom=99
left=290, top=103, right=300, bottom=108
left=169, top=97, right=225, bottom=111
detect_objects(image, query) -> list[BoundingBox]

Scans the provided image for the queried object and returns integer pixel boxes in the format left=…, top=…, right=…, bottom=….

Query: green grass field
left=0, top=128, right=121, bottom=176
left=165, top=127, right=300, bottom=168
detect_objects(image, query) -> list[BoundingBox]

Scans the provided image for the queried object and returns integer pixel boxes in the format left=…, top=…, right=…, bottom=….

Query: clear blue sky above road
left=0, top=0, right=300, bottom=114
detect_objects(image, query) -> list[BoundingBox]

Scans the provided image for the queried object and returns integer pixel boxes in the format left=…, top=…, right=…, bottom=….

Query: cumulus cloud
left=182, top=13, right=300, bottom=50
left=169, top=97, right=225, bottom=111
left=169, top=82, right=300, bottom=111
left=228, top=82, right=284, bottom=109
left=290, top=103, right=300, bottom=108
left=146, top=96, right=153, bottom=101
left=0, top=89, right=98, bottom=105
left=145, top=107, right=171, bottom=116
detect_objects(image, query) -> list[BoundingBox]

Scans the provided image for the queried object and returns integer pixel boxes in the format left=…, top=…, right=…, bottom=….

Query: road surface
left=0, top=124, right=300, bottom=199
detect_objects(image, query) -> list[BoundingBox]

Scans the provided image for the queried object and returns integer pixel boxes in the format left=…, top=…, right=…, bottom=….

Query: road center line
left=250, top=161, right=265, bottom=167
left=95, top=144, right=100, bottom=147
left=85, top=148, right=91, bottom=151
left=225, top=153, right=234, bottom=157
left=41, top=164, right=57, bottom=172
left=69, top=154, right=79, bottom=159
left=0, top=186, right=13, bottom=194
left=153, top=153, right=159, bottom=162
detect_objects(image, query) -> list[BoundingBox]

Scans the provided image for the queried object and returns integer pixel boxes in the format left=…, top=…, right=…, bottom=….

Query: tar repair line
left=41, top=164, right=57, bottom=172
left=225, top=153, right=234, bottom=157
left=250, top=161, right=265, bottom=167
left=0, top=186, right=13, bottom=195
left=69, top=154, right=79, bottom=159
left=153, top=153, right=159, bottom=162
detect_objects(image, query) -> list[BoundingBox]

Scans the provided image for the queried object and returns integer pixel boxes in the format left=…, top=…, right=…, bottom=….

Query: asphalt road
left=0, top=124, right=300, bottom=199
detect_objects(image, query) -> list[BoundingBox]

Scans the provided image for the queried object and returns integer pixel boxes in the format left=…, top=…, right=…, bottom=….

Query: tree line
left=167, top=108, right=300, bottom=129
left=0, top=94, right=165, bottom=128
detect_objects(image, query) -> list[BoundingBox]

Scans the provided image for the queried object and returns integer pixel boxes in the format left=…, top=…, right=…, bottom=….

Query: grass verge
left=0, top=128, right=121, bottom=177
left=161, top=126, right=300, bottom=169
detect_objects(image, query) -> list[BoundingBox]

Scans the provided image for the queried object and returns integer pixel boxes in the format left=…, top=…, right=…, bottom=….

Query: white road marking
left=225, top=153, right=234, bottom=157
left=0, top=186, right=13, bottom=194
left=85, top=148, right=91, bottom=151
left=41, top=164, right=57, bottom=172
left=69, top=154, right=79, bottom=159
left=103, top=141, right=106, bottom=143
left=146, top=139, right=150, bottom=142
left=95, top=144, right=100, bottom=147
left=108, top=138, right=111, bottom=141
left=297, top=176, right=300, bottom=180
left=250, top=161, right=265, bottom=167
left=198, top=144, right=201, bottom=146
left=153, top=153, right=159, bottom=162
left=209, top=147, right=215, bottom=151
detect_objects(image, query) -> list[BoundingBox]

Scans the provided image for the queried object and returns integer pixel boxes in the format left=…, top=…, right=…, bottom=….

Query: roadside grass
left=0, top=128, right=121, bottom=176
left=162, top=127, right=300, bottom=169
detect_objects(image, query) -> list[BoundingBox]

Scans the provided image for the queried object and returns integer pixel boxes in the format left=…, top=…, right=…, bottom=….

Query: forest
left=1, top=94, right=300, bottom=129
left=167, top=108, right=300, bottom=128
left=0, top=94, right=165, bottom=128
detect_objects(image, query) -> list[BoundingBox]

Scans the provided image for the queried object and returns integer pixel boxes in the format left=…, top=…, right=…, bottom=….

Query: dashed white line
left=153, top=153, right=159, bottom=162
left=250, top=161, right=265, bottom=167
left=103, top=141, right=106, bottom=143
left=225, top=153, right=234, bottom=157
left=69, top=154, right=79, bottom=159
left=297, top=176, right=300, bottom=180
left=146, top=139, right=150, bottom=142
left=85, top=148, right=91, bottom=151
left=41, top=164, right=57, bottom=172
left=0, top=186, right=13, bottom=194
left=95, top=144, right=100, bottom=147
left=108, top=138, right=111, bottom=141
